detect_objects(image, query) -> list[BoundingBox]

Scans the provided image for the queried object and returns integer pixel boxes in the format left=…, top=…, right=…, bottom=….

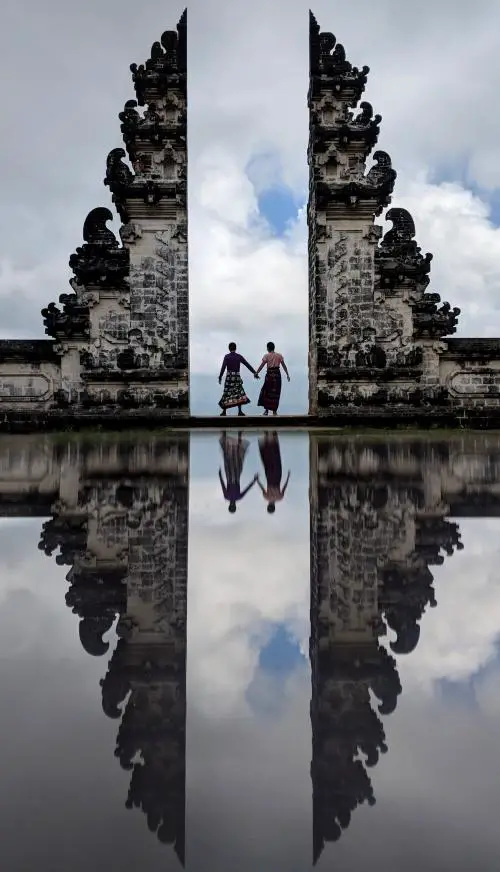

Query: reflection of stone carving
left=37, top=435, right=189, bottom=862
left=309, top=435, right=466, bottom=861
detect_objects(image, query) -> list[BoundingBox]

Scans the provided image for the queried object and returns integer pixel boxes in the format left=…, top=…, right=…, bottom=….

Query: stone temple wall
left=307, top=12, right=500, bottom=427
left=0, top=12, right=189, bottom=429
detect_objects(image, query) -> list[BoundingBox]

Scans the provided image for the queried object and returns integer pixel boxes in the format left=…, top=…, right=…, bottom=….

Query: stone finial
left=309, top=10, right=369, bottom=103
left=130, top=9, right=187, bottom=105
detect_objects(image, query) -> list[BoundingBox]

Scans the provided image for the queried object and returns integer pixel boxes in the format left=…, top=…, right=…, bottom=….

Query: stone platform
left=1, top=407, right=500, bottom=432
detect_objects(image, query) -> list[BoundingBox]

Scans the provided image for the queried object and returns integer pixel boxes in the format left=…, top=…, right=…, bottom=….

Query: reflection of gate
left=308, top=433, right=500, bottom=859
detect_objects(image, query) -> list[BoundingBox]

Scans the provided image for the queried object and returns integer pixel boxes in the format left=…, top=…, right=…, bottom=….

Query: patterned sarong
left=220, top=434, right=250, bottom=494
left=219, top=372, right=250, bottom=409
left=258, top=367, right=282, bottom=412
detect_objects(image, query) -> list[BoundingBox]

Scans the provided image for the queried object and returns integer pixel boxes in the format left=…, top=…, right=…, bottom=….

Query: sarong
left=220, top=434, right=250, bottom=496
left=258, top=367, right=282, bottom=412
left=219, top=372, right=250, bottom=409
left=259, top=436, right=282, bottom=488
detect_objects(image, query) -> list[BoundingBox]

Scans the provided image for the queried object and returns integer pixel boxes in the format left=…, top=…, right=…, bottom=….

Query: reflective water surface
left=1, top=430, right=500, bottom=870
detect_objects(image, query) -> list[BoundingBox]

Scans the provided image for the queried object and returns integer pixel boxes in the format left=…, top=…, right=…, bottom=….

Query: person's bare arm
left=281, top=357, right=290, bottom=380
left=239, top=355, right=258, bottom=376
left=282, top=470, right=291, bottom=494
left=256, top=356, right=266, bottom=375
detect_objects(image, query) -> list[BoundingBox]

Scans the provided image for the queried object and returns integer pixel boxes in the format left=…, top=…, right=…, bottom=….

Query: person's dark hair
left=228, top=502, right=237, bottom=513
left=267, top=503, right=276, bottom=513
left=228, top=342, right=237, bottom=351
left=267, top=341, right=275, bottom=352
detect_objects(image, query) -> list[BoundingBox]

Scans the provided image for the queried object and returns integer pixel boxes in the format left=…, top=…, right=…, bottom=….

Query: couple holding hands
left=218, top=341, right=290, bottom=416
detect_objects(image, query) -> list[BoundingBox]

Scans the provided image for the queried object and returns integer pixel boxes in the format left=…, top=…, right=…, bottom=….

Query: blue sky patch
left=257, top=185, right=301, bottom=236
left=258, top=623, right=305, bottom=677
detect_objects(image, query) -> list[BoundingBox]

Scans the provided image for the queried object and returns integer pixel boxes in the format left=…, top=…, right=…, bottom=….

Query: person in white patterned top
left=256, top=342, right=290, bottom=416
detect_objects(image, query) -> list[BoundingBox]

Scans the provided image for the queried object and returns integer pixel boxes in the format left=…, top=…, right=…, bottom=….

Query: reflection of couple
left=218, top=432, right=290, bottom=513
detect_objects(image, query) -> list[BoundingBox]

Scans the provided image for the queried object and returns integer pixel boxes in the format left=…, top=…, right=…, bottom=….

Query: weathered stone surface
left=36, top=10, right=189, bottom=420
left=307, top=12, right=484, bottom=422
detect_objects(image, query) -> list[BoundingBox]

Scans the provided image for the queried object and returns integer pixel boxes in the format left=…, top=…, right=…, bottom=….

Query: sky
left=3, top=1, right=500, bottom=377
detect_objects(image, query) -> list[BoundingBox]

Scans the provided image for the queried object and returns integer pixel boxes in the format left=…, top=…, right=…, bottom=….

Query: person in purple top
left=218, top=341, right=259, bottom=416
left=219, top=432, right=258, bottom=512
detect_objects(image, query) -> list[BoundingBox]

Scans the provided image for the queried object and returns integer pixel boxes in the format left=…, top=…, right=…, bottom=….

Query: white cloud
left=389, top=178, right=500, bottom=336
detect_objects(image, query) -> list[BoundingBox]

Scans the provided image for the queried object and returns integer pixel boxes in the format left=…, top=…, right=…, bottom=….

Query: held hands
left=287, top=375, right=290, bottom=382
left=254, top=372, right=260, bottom=379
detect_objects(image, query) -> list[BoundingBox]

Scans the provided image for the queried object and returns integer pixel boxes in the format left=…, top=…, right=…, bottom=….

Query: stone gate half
left=0, top=11, right=189, bottom=427
left=308, top=11, right=500, bottom=426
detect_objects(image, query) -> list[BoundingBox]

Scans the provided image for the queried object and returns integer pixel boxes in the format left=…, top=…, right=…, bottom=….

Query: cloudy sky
left=3, top=0, right=500, bottom=379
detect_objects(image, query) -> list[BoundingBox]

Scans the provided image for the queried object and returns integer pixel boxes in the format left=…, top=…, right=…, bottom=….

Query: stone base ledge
left=81, top=369, right=188, bottom=382
left=314, top=405, right=500, bottom=428
left=1, top=407, right=500, bottom=432
left=0, top=340, right=59, bottom=364
left=0, top=407, right=190, bottom=432
left=319, top=367, right=423, bottom=381
left=443, top=338, right=500, bottom=359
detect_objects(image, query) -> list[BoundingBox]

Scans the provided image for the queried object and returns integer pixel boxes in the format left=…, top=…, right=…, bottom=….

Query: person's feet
left=238, top=410, right=245, bottom=416
left=220, top=410, right=226, bottom=416
left=263, top=410, right=268, bottom=416
left=273, top=411, right=277, bottom=416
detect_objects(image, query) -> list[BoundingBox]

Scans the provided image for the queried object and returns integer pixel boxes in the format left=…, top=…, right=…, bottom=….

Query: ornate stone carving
left=119, top=100, right=165, bottom=157
left=41, top=297, right=90, bottom=341
left=104, top=148, right=135, bottom=222
left=130, top=10, right=187, bottom=106
left=69, top=207, right=129, bottom=289
left=413, top=293, right=461, bottom=338
left=377, top=207, right=432, bottom=292
left=309, top=12, right=369, bottom=104
left=307, top=12, right=469, bottom=415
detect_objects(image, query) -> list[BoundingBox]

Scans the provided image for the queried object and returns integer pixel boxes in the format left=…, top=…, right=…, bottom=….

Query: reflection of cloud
left=395, top=519, right=500, bottom=693
left=246, top=623, right=307, bottom=719
left=188, top=475, right=310, bottom=716
left=0, top=518, right=117, bottom=669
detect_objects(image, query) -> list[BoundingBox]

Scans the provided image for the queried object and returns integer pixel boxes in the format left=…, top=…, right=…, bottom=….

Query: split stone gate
left=1, top=10, right=500, bottom=428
